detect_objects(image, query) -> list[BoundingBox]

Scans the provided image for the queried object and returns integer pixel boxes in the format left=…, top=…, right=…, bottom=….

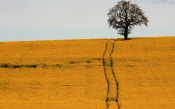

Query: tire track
left=103, top=39, right=119, bottom=109
left=103, top=39, right=110, bottom=108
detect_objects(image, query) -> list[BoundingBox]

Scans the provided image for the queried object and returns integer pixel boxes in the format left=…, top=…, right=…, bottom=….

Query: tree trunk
left=124, top=27, right=128, bottom=40
left=124, top=33, right=128, bottom=40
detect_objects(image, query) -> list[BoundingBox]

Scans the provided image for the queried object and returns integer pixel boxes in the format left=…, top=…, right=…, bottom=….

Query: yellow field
left=112, top=37, right=175, bottom=109
left=0, top=37, right=175, bottom=109
left=0, top=39, right=108, bottom=109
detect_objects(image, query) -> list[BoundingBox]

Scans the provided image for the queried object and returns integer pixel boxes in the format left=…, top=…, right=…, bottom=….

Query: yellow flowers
left=0, top=37, right=175, bottom=108
left=0, top=39, right=107, bottom=65
left=112, top=37, right=175, bottom=109
left=0, top=39, right=108, bottom=109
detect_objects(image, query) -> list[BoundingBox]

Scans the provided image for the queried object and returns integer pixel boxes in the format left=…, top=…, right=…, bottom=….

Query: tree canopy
left=107, top=0, right=149, bottom=40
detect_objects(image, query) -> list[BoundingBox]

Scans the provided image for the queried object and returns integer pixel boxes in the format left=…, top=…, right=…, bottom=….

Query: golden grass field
left=0, top=39, right=108, bottom=109
left=113, top=37, right=175, bottom=109
left=0, top=37, right=175, bottom=109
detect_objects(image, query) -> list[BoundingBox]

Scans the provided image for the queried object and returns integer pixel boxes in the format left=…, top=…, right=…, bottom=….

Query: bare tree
left=107, top=0, right=149, bottom=40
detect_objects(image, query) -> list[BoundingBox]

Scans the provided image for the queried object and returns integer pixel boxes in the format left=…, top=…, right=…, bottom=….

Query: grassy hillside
left=0, top=39, right=107, bottom=65
left=0, top=37, right=175, bottom=109
left=0, top=39, right=108, bottom=109
left=113, top=37, right=175, bottom=109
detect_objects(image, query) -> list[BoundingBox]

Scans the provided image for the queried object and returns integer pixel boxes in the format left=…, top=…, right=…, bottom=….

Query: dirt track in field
left=0, top=37, right=175, bottom=109
left=103, top=39, right=119, bottom=109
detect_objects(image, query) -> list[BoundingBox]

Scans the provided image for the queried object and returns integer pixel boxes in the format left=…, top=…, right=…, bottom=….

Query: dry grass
left=0, top=39, right=107, bottom=65
left=0, top=67, right=107, bottom=109
left=0, top=37, right=175, bottom=109
left=112, top=37, right=175, bottom=109
left=0, top=39, right=108, bottom=109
